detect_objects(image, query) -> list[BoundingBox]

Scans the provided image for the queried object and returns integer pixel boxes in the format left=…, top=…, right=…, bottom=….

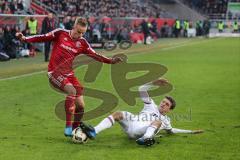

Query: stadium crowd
left=0, top=16, right=213, bottom=61
left=0, top=0, right=239, bottom=61
left=182, top=0, right=240, bottom=19
left=40, top=0, right=173, bottom=18
left=183, top=0, right=228, bottom=14
left=0, top=0, right=24, bottom=14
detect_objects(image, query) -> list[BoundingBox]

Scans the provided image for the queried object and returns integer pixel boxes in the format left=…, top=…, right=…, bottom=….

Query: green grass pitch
left=0, top=38, right=239, bottom=160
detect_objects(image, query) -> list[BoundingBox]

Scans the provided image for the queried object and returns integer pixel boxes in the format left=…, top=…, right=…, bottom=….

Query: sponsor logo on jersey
left=60, top=44, right=78, bottom=53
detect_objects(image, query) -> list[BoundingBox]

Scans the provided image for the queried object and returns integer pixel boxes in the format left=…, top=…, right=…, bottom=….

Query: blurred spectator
left=104, top=21, right=114, bottom=40
left=116, top=27, right=130, bottom=42
left=0, top=27, right=4, bottom=52
left=26, top=17, right=38, bottom=35
left=41, top=12, right=55, bottom=62
left=64, top=16, right=73, bottom=30
left=17, top=0, right=24, bottom=11
left=150, top=20, right=159, bottom=38
left=173, top=19, right=181, bottom=38
left=92, top=20, right=102, bottom=42
left=58, top=18, right=65, bottom=29
left=218, top=21, right=224, bottom=33
left=203, top=19, right=211, bottom=36
left=161, top=22, right=170, bottom=38
left=3, top=25, right=16, bottom=58
left=85, top=18, right=93, bottom=41
left=141, top=19, right=150, bottom=45
left=232, top=20, right=239, bottom=33
left=183, top=20, right=189, bottom=37
left=0, top=0, right=24, bottom=14
left=196, top=20, right=203, bottom=36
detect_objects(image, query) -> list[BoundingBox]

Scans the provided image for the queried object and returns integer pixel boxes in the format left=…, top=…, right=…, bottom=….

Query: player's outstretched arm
left=85, top=47, right=123, bottom=64
left=139, top=78, right=169, bottom=104
left=16, top=29, right=58, bottom=43
left=166, top=128, right=204, bottom=134
left=84, top=40, right=123, bottom=64
left=138, top=82, right=152, bottom=103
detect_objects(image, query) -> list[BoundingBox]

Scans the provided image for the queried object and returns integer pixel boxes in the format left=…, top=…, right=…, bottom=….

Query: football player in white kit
left=80, top=79, right=203, bottom=146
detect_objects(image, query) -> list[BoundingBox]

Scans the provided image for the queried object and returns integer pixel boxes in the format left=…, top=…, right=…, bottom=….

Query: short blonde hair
left=75, top=17, right=88, bottom=27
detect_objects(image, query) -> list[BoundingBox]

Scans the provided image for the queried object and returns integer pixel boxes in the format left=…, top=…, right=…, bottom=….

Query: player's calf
left=80, top=112, right=121, bottom=139
left=72, top=96, right=85, bottom=129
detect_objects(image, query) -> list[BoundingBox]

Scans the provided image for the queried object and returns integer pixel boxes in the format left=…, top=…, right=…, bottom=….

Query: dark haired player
left=81, top=79, right=203, bottom=146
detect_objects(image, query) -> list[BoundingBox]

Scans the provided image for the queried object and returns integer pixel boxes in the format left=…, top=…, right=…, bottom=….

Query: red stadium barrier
left=130, top=32, right=144, bottom=43
left=30, top=1, right=48, bottom=15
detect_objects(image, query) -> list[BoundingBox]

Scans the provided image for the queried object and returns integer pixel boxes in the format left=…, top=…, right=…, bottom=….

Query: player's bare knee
left=75, top=96, right=85, bottom=107
left=151, top=120, right=162, bottom=128
left=65, top=87, right=76, bottom=96
left=64, top=85, right=77, bottom=95
left=111, top=112, right=123, bottom=121
left=76, top=100, right=85, bottom=108
left=69, top=89, right=77, bottom=96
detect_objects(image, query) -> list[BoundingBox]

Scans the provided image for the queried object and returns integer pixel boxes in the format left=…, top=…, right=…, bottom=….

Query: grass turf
left=0, top=38, right=239, bottom=160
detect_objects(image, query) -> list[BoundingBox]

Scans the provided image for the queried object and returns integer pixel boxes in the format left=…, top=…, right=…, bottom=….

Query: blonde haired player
left=16, top=17, right=123, bottom=137
left=80, top=79, right=203, bottom=146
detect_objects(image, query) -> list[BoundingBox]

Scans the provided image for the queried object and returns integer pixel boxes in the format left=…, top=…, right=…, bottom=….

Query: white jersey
left=119, top=83, right=172, bottom=138
left=139, top=98, right=172, bottom=131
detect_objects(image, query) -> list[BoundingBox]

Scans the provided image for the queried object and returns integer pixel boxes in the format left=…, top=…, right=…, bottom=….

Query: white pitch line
left=160, top=37, right=223, bottom=51
left=0, top=71, right=45, bottom=81
left=126, top=37, right=223, bottom=57
left=0, top=38, right=223, bottom=81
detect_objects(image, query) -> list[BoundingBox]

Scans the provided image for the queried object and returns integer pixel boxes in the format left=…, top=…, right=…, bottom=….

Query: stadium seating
left=0, top=0, right=24, bottom=14
left=38, top=0, right=174, bottom=18
left=182, top=0, right=229, bottom=19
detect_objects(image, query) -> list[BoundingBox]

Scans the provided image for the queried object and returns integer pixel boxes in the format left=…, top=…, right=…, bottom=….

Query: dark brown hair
left=165, top=96, right=176, bottom=110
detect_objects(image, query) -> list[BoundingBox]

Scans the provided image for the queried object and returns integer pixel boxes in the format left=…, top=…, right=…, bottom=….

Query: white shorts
left=119, top=111, right=153, bottom=139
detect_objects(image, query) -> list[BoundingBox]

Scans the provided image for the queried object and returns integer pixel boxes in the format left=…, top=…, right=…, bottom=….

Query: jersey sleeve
left=162, top=116, right=172, bottom=130
left=138, top=83, right=153, bottom=104
left=170, top=128, right=193, bottom=134
left=162, top=117, right=193, bottom=133
left=83, top=39, right=113, bottom=64
left=25, top=28, right=62, bottom=43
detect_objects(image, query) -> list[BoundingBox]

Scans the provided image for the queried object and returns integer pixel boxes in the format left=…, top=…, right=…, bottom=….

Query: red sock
left=65, top=95, right=76, bottom=127
left=72, top=107, right=84, bottom=129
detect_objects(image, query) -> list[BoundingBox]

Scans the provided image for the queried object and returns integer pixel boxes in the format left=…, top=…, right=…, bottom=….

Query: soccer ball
left=72, top=127, right=88, bottom=144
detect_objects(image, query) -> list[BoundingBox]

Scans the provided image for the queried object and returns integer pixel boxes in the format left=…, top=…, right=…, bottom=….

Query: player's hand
left=152, top=78, right=169, bottom=86
left=15, top=32, right=26, bottom=42
left=192, top=130, right=204, bottom=134
left=112, top=56, right=123, bottom=64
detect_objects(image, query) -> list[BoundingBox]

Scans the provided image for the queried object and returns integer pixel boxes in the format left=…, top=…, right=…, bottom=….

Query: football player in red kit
left=16, top=17, right=123, bottom=137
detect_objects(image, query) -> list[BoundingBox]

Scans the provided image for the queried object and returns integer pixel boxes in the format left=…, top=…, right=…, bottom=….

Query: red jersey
left=25, top=28, right=113, bottom=75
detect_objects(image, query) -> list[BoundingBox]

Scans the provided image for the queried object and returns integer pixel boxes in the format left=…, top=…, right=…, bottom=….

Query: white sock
left=143, top=125, right=158, bottom=139
left=94, top=115, right=115, bottom=134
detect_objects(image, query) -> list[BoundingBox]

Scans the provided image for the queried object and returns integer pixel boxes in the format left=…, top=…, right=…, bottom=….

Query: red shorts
left=48, top=72, right=84, bottom=96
